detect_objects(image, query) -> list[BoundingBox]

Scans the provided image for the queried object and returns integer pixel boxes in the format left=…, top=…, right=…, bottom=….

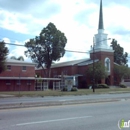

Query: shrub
left=62, top=87, right=68, bottom=91
left=71, top=87, right=78, bottom=91
left=73, top=85, right=77, bottom=88
left=87, top=84, right=92, bottom=89
left=96, top=84, right=109, bottom=89
left=119, top=84, right=127, bottom=88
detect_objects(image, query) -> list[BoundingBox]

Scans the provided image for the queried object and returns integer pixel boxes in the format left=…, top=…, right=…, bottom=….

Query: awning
left=35, top=78, right=61, bottom=81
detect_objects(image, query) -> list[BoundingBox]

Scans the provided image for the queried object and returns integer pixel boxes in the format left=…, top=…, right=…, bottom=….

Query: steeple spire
left=91, top=0, right=113, bottom=51
left=98, top=0, right=104, bottom=30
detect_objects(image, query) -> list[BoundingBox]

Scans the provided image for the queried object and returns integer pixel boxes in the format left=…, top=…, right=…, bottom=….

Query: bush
left=71, top=87, right=78, bottom=91
left=87, top=84, right=92, bottom=89
left=119, top=84, right=127, bottom=88
left=62, top=87, right=68, bottom=91
left=96, top=84, right=109, bottom=89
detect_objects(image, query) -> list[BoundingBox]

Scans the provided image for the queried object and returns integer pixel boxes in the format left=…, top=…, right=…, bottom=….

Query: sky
left=0, top=0, right=130, bottom=65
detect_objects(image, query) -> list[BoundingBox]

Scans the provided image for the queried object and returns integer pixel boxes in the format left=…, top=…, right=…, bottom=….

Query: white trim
left=35, top=78, right=61, bottom=81
left=0, top=77, right=35, bottom=80
left=90, top=49, right=114, bottom=53
left=6, top=63, right=35, bottom=67
left=0, top=77, right=61, bottom=81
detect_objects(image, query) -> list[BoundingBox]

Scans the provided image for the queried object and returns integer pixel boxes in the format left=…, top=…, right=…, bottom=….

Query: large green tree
left=114, top=64, right=130, bottom=83
left=25, top=22, right=67, bottom=77
left=86, top=61, right=108, bottom=84
left=111, top=39, right=128, bottom=66
left=10, top=56, right=24, bottom=61
left=0, top=41, right=9, bottom=73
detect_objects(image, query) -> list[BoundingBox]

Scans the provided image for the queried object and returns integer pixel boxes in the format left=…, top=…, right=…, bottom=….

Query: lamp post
left=92, top=38, right=111, bottom=93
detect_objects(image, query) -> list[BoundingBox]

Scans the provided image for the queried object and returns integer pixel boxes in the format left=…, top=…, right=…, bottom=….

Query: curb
left=0, top=99, right=121, bottom=110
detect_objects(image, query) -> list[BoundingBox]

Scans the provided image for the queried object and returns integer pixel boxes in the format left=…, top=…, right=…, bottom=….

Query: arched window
left=105, top=58, right=110, bottom=72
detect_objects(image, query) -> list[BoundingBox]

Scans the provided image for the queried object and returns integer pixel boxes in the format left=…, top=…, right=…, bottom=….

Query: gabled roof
left=78, top=59, right=99, bottom=66
left=6, top=59, right=36, bottom=66
left=51, top=58, right=99, bottom=68
left=35, top=58, right=100, bottom=70
left=51, top=58, right=90, bottom=68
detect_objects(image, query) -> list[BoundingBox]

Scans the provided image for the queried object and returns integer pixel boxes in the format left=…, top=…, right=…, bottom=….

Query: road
left=0, top=99, right=130, bottom=130
left=0, top=93, right=130, bottom=105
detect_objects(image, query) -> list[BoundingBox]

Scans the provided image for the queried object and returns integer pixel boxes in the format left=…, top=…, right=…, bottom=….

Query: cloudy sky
left=0, top=0, right=130, bottom=64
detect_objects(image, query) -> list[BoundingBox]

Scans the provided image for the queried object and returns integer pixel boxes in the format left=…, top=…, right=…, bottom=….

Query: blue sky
left=0, top=0, right=130, bottom=65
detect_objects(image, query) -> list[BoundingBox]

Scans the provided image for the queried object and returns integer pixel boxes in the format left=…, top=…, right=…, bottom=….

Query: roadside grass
left=0, top=88, right=130, bottom=97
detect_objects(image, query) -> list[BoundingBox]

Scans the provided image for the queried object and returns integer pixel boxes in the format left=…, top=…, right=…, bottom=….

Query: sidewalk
left=0, top=94, right=15, bottom=98
left=1, top=90, right=130, bottom=109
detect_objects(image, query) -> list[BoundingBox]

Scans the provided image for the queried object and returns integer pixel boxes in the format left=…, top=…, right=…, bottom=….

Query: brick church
left=0, top=0, right=116, bottom=91
left=36, top=0, right=115, bottom=88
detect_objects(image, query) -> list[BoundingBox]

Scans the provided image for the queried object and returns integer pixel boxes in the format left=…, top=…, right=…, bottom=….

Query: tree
left=0, top=41, right=9, bottom=73
left=25, top=22, right=67, bottom=77
left=111, top=39, right=128, bottom=66
left=17, top=56, right=24, bottom=61
left=10, top=56, right=24, bottom=61
left=86, top=61, right=108, bottom=84
left=114, top=64, right=130, bottom=83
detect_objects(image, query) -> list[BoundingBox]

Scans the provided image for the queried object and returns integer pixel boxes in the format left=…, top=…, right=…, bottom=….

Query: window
left=27, top=80, right=31, bottom=85
left=63, top=69, right=68, bottom=75
left=6, top=80, right=11, bottom=85
left=22, top=66, right=26, bottom=71
left=7, top=65, right=11, bottom=71
left=105, top=58, right=110, bottom=72
left=16, top=80, right=21, bottom=85
left=53, top=70, right=57, bottom=78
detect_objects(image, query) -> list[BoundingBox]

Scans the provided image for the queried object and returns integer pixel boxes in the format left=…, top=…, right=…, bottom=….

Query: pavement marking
left=59, top=99, right=74, bottom=101
left=59, top=100, right=66, bottom=101
left=15, top=116, right=93, bottom=126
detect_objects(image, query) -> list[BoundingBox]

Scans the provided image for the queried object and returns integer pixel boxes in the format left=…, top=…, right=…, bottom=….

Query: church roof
left=35, top=58, right=99, bottom=70
left=6, top=59, right=36, bottom=66
left=51, top=58, right=90, bottom=68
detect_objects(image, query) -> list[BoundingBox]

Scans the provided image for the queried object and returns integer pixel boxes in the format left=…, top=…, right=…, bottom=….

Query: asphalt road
left=0, top=99, right=130, bottom=130
left=0, top=93, right=130, bottom=105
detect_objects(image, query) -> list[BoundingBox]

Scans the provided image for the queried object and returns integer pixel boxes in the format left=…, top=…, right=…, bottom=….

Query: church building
left=35, top=0, right=115, bottom=89
left=89, top=0, right=114, bottom=85
left=0, top=0, right=117, bottom=91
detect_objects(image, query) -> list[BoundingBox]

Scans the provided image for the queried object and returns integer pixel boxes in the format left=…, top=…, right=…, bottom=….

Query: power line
left=4, top=42, right=25, bottom=47
left=2, top=42, right=90, bottom=53
left=65, top=50, right=89, bottom=53
left=3, top=42, right=130, bottom=56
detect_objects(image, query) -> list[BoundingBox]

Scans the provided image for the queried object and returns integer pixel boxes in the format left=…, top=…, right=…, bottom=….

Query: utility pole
left=92, top=37, right=95, bottom=93
left=19, top=73, right=21, bottom=96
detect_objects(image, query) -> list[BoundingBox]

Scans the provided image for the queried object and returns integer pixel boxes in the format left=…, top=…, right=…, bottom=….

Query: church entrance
left=105, top=76, right=110, bottom=85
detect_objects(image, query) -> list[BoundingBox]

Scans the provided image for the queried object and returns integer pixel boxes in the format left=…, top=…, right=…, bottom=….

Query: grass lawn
left=0, top=88, right=130, bottom=97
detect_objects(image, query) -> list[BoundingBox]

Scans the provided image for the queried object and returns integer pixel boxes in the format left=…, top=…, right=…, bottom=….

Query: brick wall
left=0, top=65, right=35, bottom=77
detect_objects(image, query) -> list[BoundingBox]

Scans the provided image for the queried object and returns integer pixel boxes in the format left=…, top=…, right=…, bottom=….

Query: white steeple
left=98, top=0, right=104, bottom=32
left=93, top=0, right=112, bottom=52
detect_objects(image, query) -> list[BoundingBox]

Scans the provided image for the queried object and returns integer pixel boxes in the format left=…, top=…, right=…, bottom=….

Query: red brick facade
left=90, top=51, right=114, bottom=85
left=0, top=59, right=36, bottom=91
left=0, top=66, right=35, bottom=77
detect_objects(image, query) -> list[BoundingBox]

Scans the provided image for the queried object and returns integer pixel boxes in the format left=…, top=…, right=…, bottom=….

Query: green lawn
left=0, top=88, right=130, bottom=97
